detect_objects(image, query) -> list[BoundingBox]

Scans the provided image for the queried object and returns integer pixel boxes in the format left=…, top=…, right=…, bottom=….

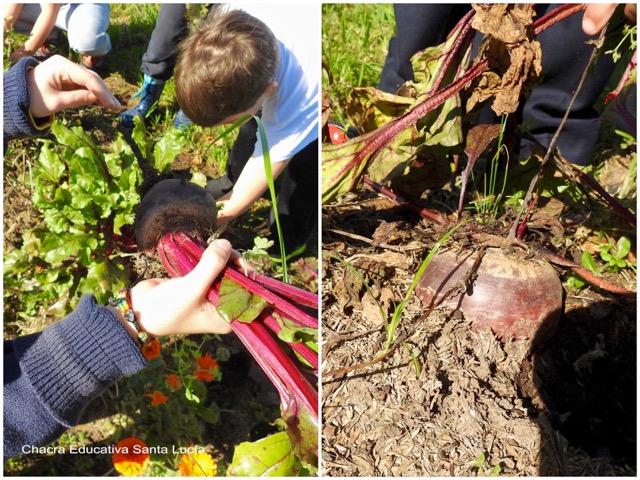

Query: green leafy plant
left=605, top=23, right=637, bottom=63
left=471, top=114, right=510, bottom=220
left=566, top=236, right=635, bottom=289
left=113, top=337, right=225, bottom=468
left=474, top=452, right=502, bottom=477
left=242, top=236, right=275, bottom=264
left=596, top=235, right=634, bottom=273
left=4, top=120, right=143, bottom=318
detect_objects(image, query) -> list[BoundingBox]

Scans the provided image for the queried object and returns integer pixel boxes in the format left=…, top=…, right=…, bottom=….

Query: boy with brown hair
left=174, top=4, right=319, bottom=260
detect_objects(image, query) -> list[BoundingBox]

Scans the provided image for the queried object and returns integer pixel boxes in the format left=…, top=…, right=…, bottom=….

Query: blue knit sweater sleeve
left=3, top=57, right=52, bottom=141
left=3, top=295, right=147, bottom=458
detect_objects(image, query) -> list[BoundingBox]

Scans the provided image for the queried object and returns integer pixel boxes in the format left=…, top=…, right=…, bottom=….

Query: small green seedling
left=566, top=236, right=635, bottom=289
left=243, top=236, right=275, bottom=263
left=474, top=452, right=502, bottom=477
left=596, top=235, right=634, bottom=273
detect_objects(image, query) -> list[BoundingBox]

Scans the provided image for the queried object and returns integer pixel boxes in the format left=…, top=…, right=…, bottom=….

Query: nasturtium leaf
left=185, top=388, right=200, bottom=404
left=195, top=405, right=219, bottom=424
left=217, top=278, right=267, bottom=324
left=228, top=431, right=299, bottom=477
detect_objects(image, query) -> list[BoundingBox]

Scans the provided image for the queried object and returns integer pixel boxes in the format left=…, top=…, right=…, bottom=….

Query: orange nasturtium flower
left=165, top=373, right=182, bottom=390
left=145, top=390, right=169, bottom=407
left=141, top=339, right=161, bottom=360
left=112, top=437, right=150, bottom=476
left=178, top=451, right=218, bottom=476
left=194, top=354, right=219, bottom=382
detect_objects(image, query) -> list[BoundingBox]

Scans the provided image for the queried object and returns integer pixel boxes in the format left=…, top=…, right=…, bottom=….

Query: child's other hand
left=26, top=54, right=121, bottom=118
left=583, top=4, right=636, bottom=36
left=127, top=239, right=234, bottom=336
left=10, top=45, right=35, bottom=63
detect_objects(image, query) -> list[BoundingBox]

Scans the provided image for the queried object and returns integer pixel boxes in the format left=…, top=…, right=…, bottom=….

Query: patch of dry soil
left=321, top=191, right=636, bottom=476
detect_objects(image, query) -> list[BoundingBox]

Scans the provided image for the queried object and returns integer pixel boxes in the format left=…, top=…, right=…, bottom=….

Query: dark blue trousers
left=378, top=4, right=616, bottom=165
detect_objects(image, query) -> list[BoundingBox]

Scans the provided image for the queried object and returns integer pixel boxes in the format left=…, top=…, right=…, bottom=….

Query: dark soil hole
left=533, top=297, right=636, bottom=468
left=200, top=335, right=280, bottom=459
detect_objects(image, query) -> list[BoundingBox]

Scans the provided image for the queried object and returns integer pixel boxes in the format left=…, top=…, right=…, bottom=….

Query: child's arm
left=9, top=4, right=61, bottom=62
left=4, top=3, right=24, bottom=31
left=23, top=3, right=60, bottom=52
left=216, top=155, right=290, bottom=223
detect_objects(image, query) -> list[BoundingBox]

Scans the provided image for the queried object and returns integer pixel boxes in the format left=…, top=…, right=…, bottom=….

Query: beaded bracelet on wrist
left=109, top=288, right=153, bottom=345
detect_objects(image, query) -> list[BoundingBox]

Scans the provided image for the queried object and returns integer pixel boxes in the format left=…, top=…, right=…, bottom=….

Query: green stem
left=254, top=116, right=288, bottom=282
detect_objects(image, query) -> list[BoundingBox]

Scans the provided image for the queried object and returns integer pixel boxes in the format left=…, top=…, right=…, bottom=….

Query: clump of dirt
left=321, top=189, right=636, bottom=476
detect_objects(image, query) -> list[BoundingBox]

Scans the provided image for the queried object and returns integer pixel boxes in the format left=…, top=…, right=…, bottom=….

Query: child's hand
left=583, top=4, right=636, bottom=35
left=9, top=45, right=35, bottom=63
left=26, top=54, right=121, bottom=118
left=125, top=239, right=234, bottom=336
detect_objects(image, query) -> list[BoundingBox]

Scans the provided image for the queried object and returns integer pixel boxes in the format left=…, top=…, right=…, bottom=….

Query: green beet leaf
left=41, top=230, right=96, bottom=264
left=36, top=142, right=66, bottom=184
left=273, top=313, right=318, bottom=367
left=321, top=17, right=470, bottom=204
left=228, top=431, right=300, bottom=477
left=217, top=277, right=268, bottom=324
left=275, top=395, right=319, bottom=475
left=77, top=258, right=128, bottom=305
left=154, top=128, right=184, bottom=173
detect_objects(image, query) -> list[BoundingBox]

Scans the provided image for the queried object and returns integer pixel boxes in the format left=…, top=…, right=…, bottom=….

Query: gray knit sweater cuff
left=3, top=56, right=43, bottom=140
left=12, top=295, right=147, bottom=427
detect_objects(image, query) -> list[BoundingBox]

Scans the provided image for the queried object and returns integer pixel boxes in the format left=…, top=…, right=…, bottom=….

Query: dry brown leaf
left=469, top=4, right=542, bottom=115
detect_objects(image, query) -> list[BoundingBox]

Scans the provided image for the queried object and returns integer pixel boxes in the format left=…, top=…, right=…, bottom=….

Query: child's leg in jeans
left=59, top=3, right=111, bottom=56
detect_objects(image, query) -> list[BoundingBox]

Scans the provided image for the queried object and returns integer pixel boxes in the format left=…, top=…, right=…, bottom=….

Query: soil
left=321, top=186, right=636, bottom=476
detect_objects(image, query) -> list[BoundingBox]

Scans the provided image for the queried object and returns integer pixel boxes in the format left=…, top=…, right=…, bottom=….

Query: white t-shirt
left=223, top=4, right=319, bottom=163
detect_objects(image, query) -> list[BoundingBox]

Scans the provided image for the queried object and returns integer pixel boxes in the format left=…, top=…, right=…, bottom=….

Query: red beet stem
left=157, top=232, right=318, bottom=422
left=232, top=320, right=318, bottom=420
left=171, top=231, right=318, bottom=329
left=227, top=262, right=318, bottom=309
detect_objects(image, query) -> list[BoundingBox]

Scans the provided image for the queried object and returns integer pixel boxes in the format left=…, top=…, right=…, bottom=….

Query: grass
left=322, top=4, right=395, bottom=125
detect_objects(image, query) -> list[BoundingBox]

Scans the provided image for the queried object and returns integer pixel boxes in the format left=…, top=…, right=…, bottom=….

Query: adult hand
left=127, top=239, right=235, bottom=336
left=583, top=4, right=637, bottom=36
left=26, top=54, right=121, bottom=118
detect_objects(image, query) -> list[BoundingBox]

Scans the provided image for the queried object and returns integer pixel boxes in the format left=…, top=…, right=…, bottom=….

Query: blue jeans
left=14, top=3, right=111, bottom=56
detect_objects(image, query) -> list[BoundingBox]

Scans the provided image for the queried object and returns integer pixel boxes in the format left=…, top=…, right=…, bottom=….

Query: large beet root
left=134, top=179, right=217, bottom=251
left=415, top=248, right=562, bottom=347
